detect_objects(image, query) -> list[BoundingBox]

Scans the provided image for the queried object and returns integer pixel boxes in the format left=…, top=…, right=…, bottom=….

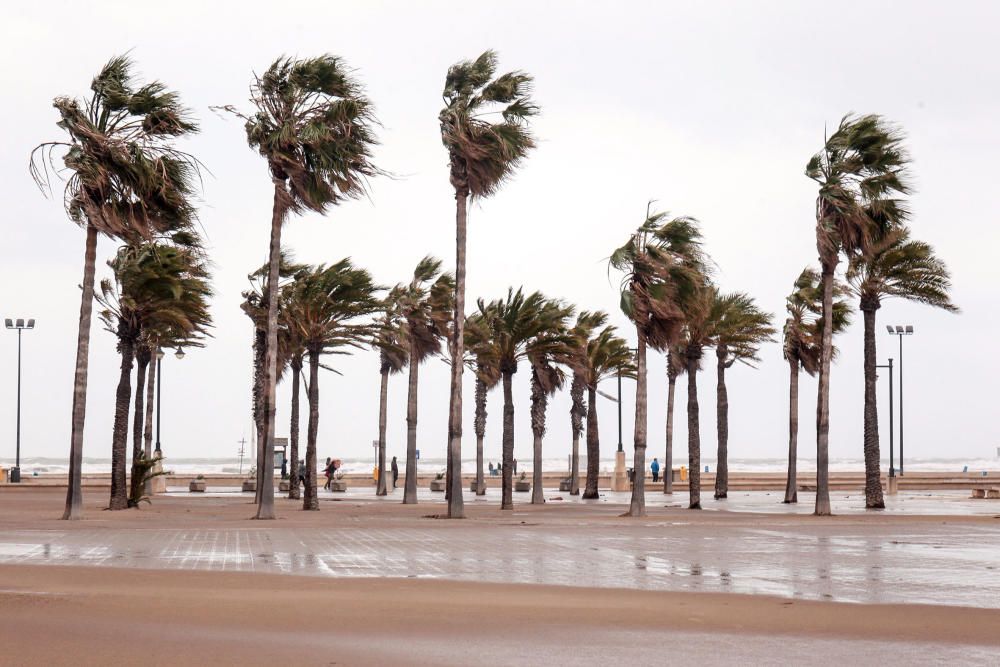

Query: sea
left=3, top=455, right=999, bottom=477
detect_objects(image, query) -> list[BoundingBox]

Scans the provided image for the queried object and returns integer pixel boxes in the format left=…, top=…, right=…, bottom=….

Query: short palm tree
left=439, top=50, right=538, bottom=518
left=220, top=55, right=380, bottom=519
left=847, top=227, right=956, bottom=508
left=467, top=289, right=564, bottom=509
left=398, top=258, right=454, bottom=505
left=277, top=301, right=309, bottom=500
left=371, top=289, right=407, bottom=496
left=467, top=330, right=501, bottom=496
left=662, top=346, right=686, bottom=494
left=806, top=113, right=910, bottom=516
left=98, top=243, right=211, bottom=510
left=527, top=301, right=574, bottom=504
left=782, top=268, right=852, bottom=503
left=578, top=327, right=636, bottom=499
left=566, top=311, right=609, bottom=496
left=610, top=204, right=706, bottom=516
left=31, top=55, right=201, bottom=520
left=282, top=260, right=381, bottom=510
left=711, top=293, right=776, bottom=499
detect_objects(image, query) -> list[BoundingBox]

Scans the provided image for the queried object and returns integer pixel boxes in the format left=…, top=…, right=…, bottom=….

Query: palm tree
left=610, top=205, right=706, bottom=516
left=397, top=258, right=454, bottom=504
left=31, top=55, right=201, bottom=519
left=847, top=227, right=956, bottom=508
left=527, top=301, right=574, bottom=504
left=98, top=243, right=211, bottom=510
left=371, top=289, right=407, bottom=496
left=220, top=56, right=380, bottom=520
left=806, top=114, right=910, bottom=516
left=439, top=50, right=538, bottom=518
left=467, top=289, right=564, bottom=509
left=782, top=268, right=852, bottom=503
left=662, top=347, right=685, bottom=494
left=282, top=260, right=381, bottom=510
left=566, top=311, right=609, bottom=496
left=467, top=328, right=501, bottom=497
left=277, top=301, right=309, bottom=500
left=577, top=327, right=636, bottom=499
left=711, top=293, right=776, bottom=499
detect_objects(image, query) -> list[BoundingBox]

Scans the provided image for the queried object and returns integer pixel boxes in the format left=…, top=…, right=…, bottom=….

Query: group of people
left=283, top=455, right=403, bottom=491
left=487, top=460, right=517, bottom=477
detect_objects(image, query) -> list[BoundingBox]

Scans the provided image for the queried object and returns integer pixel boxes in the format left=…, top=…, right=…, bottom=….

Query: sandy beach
left=1, top=488, right=999, bottom=665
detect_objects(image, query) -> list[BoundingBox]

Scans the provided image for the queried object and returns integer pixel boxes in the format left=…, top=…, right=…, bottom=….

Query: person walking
left=650, top=458, right=660, bottom=483
left=297, top=459, right=306, bottom=489
left=488, top=461, right=495, bottom=477
left=391, top=456, right=399, bottom=490
left=323, top=457, right=333, bottom=490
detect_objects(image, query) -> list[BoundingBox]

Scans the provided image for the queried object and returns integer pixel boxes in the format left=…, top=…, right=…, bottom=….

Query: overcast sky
left=1, top=0, right=997, bottom=469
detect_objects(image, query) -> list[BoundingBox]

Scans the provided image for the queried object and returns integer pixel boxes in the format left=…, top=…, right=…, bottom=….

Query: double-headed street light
left=5, top=318, right=35, bottom=483
left=154, top=346, right=185, bottom=456
left=887, top=325, right=913, bottom=475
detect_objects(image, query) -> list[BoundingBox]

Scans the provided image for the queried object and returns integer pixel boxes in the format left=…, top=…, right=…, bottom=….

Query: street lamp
left=876, top=358, right=895, bottom=478
left=887, top=325, right=913, bottom=475
left=154, top=346, right=185, bottom=456
left=5, top=318, right=35, bottom=483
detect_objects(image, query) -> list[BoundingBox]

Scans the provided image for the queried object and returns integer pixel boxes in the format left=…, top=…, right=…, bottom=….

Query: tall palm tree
left=220, top=56, right=380, bottom=520
left=371, top=289, right=407, bottom=496
left=31, top=55, right=201, bottom=520
left=782, top=268, right=852, bottom=503
left=398, top=258, right=454, bottom=504
left=527, top=301, right=574, bottom=504
left=282, top=260, right=381, bottom=510
left=98, top=243, right=211, bottom=510
left=566, top=312, right=609, bottom=496
left=662, top=347, right=686, bottom=494
left=466, top=289, right=564, bottom=509
left=577, top=327, right=636, bottom=499
left=847, top=227, right=956, bottom=508
left=711, top=293, right=776, bottom=499
left=439, top=50, right=538, bottom=518
left=806, top=114, right=910, bottom=516
left=610, top=205, right=706, bottom=516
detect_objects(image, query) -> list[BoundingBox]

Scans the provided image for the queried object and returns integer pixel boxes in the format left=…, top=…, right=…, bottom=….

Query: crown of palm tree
left=580, top=325, right=636, bottom=390
left=806, top=114, right=911, bottom=263
left=783, top=267, right=852, bottom=376
left=241, top=251, right=310, bottom=329
left=714, top=292, right=777, bottom=367
left=440, top=50, right=538, bottom=198
left=218, top=55, right=381, bottom=215
left=610, top=203, right=708, bottom=351
left=371, top=285, right=409, bottom=376
left=395, top=256, right=454, bottom=366
left=282, top=259, right=382, bottom=361
left=98, top=242, right=213, bottom=351
left=847, top=226, right=958, bottom=313
left=32, top=55, right=201, bottom=242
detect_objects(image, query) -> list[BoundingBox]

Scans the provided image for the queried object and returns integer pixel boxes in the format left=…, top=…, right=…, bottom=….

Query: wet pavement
left=1, top=488, right=998, bottom=609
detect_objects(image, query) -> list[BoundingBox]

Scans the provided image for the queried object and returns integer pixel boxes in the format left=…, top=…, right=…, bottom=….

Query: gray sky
left=1, top=0, right=997, bottom=467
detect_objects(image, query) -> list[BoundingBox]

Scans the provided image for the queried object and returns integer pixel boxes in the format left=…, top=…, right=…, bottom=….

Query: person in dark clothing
left=391, top=456, right=399, bottom=489
left=324, top=457, right=337, bottom=490
left=297, top=459, right=306, bottom=488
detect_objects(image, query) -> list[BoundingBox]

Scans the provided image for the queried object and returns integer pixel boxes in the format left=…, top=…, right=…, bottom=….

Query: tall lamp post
left=5, top=318, right=35, bottom=483
left=154, top=346, right=185, bottom=456
left=876, top=358, right=895, bottom=479
left=887, top=325, right=912, bottom=476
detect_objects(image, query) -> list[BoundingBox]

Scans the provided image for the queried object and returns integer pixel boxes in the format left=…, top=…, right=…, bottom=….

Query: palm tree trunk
left=253, top=326, right=266, bottom=504
left=529, top=369, right=545, bottom=505
left=862, top=303, right=885, bottom=509
left=714, top=344, right=729, bottom=500
left=474, top=376, right=486, bottom=496
left=783, top=357, right=799, bottom=504
left=815, top=260, right=836, bottom=516
left=501, top=370, right=515, bottom=510
left=583, top=386, right=600, bottom=499
left=63, top=224, right=98, bottom=520
left=664, top=362, right=676, bottom=494
left=143, top=346, right=157, bottom=497
left=288, top=359, right=301, bottom=500
left=569, top=373, right=584, bottom=496
left=303, top=347, right=320, bottom=511
left=129, top=346, right=150, bottom=506
left=627, top=331, right=648, bottom=517
left=446, top=185, right=469, bottom=519
left=403, top=339, right=420, bottom=505
left=686, top=346, right=702, bottom=510
left=109, top=331, right=135, bottom=511
left=376, top=365, right=389, bottom=496
left=445, top=389, right=454, bottom=502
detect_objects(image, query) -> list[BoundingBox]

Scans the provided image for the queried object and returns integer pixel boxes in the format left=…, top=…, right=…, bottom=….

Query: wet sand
left=2, top=488, right=999, bottom=665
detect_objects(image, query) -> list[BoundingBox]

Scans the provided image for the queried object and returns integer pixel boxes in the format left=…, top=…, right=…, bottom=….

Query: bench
left=971, top=487, right=999, bottom=499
